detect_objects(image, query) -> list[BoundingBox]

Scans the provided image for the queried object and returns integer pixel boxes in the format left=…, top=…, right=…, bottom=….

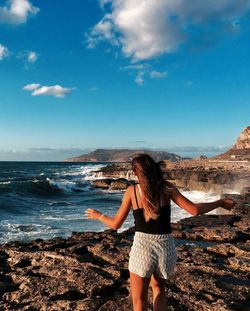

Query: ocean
left=0, top=162, right=221, bottom=243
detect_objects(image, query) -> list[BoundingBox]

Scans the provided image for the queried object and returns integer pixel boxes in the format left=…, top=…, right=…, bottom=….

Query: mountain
left=213, top=126, right=250, bottom=161
left=64, top=148, right=182, bottom=162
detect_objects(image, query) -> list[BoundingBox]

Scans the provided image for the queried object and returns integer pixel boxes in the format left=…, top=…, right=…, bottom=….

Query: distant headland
left=65, top=126, right=250, bottom=163
left=213, top=126, right=250, bottom=161
left=64, top=148, right=183, bottom=162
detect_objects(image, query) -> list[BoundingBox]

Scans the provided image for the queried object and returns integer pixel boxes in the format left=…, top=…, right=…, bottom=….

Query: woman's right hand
left=220, top=198, right=237, bottom=210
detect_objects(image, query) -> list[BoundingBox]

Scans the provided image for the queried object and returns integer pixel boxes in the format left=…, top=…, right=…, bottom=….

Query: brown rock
left=0, top=194, right=249, bottom=310
left=91, top=179, right=112, bottom=189
left=110, top=178, right=132, bottom=190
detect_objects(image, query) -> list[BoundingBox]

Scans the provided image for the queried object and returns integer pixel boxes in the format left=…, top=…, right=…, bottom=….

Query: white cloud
left=23, top=84, right=75, bottom=98
left=27, top=51, right=38, bottom=63
left=120, top=64, right=146, bottom=70
left=17, top=50, right=39, bottom=68
left=23, top=83, right=40, bottom=91
left=135, top=71, right=144, bottom=86
left=120, top=63, right=167, bottom=85
left=0, top=0, right=39, bottom=24
left=86, top=16, right=119, bottom=49
left=0, top=43, right=9, bottom=60
left=32, top=85, right=74, bottom=98
left=87, top=0, right=250, bottom=61
left=149, top=70, right=167, bottom=79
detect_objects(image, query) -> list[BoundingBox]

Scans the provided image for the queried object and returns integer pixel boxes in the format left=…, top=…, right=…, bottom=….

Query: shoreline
left=1, top=190, right=249, bottom=311
left=0, top=188, right=224, bottom=245
left=90, top=159, right=250, bottom=193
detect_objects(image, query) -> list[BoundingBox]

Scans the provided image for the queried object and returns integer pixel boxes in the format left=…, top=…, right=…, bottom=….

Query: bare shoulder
left=126, top=184, right=134, bottom=196
left=127, top=184, right=135, bottom=190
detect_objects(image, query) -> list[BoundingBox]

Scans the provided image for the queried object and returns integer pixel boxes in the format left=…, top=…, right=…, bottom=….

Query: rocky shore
left=91, top=159, right=250, bottom=193
left=0, top=189, right=249, bottom=311
left=75, top=126, right=250, bottom=193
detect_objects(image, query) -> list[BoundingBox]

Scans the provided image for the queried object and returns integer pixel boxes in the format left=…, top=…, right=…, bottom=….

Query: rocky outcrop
left=65, top=149, right=182, bottom=162
left=91, top=160, right=250, bottom=192
left=92, top=178, right=132, bottom=190
left=0, top=193, right=249, bottom=311
left=162, top=165, right=249, bottom=193
left=234, top=126, right=250, bottom=150
left=214, top=126, right=250, bottom=161
left=194, top=155, right=208, bottom=160
left=92, top=163, right=132, bottom=180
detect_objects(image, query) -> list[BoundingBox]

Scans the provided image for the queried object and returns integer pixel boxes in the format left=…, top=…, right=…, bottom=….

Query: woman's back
left=132, top=183, right=172, bottom=234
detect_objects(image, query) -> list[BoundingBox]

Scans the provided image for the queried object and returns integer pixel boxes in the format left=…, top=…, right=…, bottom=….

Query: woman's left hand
left=84, top=208, right=102, bottom=220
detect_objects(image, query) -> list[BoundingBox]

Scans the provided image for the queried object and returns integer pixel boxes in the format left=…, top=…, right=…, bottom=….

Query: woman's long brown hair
left=132, top=153, right=166, bottom=222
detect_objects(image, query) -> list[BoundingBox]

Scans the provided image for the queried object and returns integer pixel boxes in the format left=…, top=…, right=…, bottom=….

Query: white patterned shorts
left=128, top=231, right=177, bottom=279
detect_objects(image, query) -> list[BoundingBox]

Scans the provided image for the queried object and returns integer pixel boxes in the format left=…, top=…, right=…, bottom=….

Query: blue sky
left=0, top=0, right=249, bottom=160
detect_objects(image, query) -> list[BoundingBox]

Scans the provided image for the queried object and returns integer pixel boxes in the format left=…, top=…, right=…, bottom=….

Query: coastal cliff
left=213, top=126, right=250, bottom=161
left=0, top=190, right=249, bottom=311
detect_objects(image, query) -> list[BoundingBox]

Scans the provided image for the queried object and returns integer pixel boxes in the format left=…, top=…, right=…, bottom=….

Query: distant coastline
left=64, top=148, right=183, bottom=163
left=64, top=126, right=250, bottom=163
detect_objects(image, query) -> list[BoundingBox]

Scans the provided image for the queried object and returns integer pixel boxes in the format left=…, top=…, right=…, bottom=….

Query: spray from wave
left=0, top=163, right=106, bottom=199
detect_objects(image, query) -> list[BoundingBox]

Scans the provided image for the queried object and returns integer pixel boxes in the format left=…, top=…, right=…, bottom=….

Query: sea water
left=0, top=162, right=222, bottom=243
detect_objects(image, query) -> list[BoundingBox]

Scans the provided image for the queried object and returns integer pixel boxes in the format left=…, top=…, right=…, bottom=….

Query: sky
left=0, top=0, right=249, bottom=161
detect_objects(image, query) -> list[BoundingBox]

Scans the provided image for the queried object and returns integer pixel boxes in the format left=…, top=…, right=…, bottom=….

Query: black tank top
left=132, top=184, right=172, bottom=234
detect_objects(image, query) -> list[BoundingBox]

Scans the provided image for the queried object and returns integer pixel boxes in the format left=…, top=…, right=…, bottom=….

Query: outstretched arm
left=84, top=186, right=132, bottom=230
left=169, top=185, right=236, bottom=216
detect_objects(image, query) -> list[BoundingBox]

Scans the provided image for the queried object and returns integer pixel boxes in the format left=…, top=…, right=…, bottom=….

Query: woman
left=85, top=154, right=236, bottom=311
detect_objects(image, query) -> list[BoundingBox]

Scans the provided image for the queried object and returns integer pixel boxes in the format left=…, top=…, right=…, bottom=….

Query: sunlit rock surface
left=0, top=193, right=249, bottom=311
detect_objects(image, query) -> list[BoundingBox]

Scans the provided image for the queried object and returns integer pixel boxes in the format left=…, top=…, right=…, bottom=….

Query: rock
left=0, top=194, right=249, bottom=310
left=91, top=178, right=132, bottom=190
left=172, top=199, right=250, bottom=243
left=91, top=158, right=250, bottom=192
left=110, top=178, right=132, bottom=190
left=169, top=242, right=250, bottom=311
left=214, top=126, right=250, bottom=161
left=234, top=126, right=250, bottom=150
left=240, top=187, right=250, bottom=195
left=91, top=179, right=113, bottom=189
left=194, top=155, right=208, bottom=160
